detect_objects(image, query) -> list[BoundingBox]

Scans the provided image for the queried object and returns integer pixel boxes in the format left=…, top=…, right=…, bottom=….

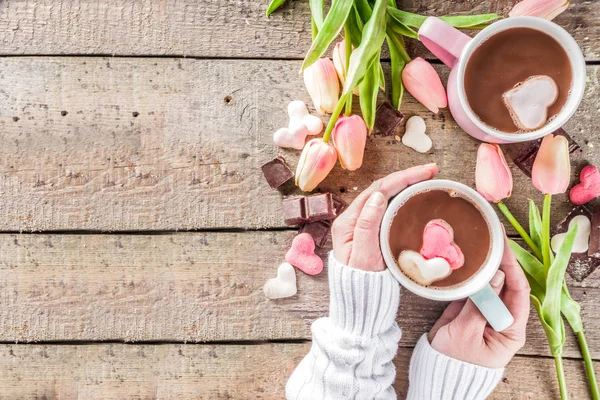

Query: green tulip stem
left=395, top=36, right=412, bottom=64
left=497, top=201, right=543, bottom=261
left=344, top=25, right=353, bottom=117
left=322, top=93, right=349, bottom=143
left=555, top=355, right=569, bottom=400
left=542, top=194, right=552, bottom=274
left=578, top=331, right=600, bottom=400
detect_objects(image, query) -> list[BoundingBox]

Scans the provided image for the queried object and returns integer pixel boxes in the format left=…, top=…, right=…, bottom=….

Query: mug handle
left=469, top=284, right=514, bottom=332
left=418, top=17, right=472, bottom=68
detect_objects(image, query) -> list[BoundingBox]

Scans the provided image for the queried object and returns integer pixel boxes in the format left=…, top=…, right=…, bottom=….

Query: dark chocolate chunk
left=553, top=205, right=600, bottom=281
left=306, top=193, right=336, bottom=222
left=374, top=101, right=404, bottom=136
left=513, top=128, right=581, bottom=177
left=300, top=220, right=332, bottom=248
left=589, top=209, right=600, bottom=259
left=331, top=193, right=348, bottom=215
left=282, top=196, right=307, bottom=226
left=261, top=156, right=294, bottom=189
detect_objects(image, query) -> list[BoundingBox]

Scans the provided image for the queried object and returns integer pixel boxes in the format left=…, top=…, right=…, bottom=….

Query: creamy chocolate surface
left=464, top=27, right=572, bottom=133
left=389, top=190, right=491, bottom=287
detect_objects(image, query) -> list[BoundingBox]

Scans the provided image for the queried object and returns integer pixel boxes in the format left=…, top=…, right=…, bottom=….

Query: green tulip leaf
left=528, top=199, right=543, bottom=251
left=346, top=5, right=364, bottom=47
left=355, top=0, right=373, bottom=22
left=532, top=293, right=565, bottom=356
left=386, top=31, right=406, bottom=109
left=310, top=0, right=325, bottom=30
left=387, top=16, right=419, bottom=39
left=360, top=55, right=380, bottom=130
left=387, top=8, right=500, bottom=31
left=509, top=240, right=546, bottom=289
left=266, top=0, right=286, bottom=16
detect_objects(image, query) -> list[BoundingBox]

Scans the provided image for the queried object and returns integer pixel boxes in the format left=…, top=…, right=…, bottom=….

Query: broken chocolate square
left=553, top=205, right=600, bottom=281
left=300, top=220, right=332, bottom=248
left=331, top=193, right=348, bottom=215
left=306, top=193, right=336, bottom=222
left=261, top=156, right=294, bottom=189
left=282, top=196, right=307, bottom=226
left=374, top=101, right=405, bottom=136
left=589, top=209, right=600, bottom=259
left=513, top=128, right=581, bottom=177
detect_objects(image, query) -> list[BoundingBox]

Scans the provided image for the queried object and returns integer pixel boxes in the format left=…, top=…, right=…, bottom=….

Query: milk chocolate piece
left=283, top=196, right=307, bottom=225
left=553, top=205, right=600, bottom=281
left=300, top=220, right=332, bottom=248
left=306, top=193, right=336, bottom=222
left=589, top=209, right=600, bottom=259
left=261, top=156, right=294, bottom=189
left=513, top=129, right=581, bottom=176
left=374, top=101, right=404, bottom=136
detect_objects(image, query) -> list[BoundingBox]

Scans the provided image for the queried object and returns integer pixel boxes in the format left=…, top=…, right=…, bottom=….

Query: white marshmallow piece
left=402, top=116, right=432, bottom=153
left=551, top=215, right=591, bottom=254
left=264, top=262, right=298, bottom=299
left=288, top=100, right=324, bottom=136
left=503, top=75, right=559, bottom=131
left=398, top=250, right=452, bottom=286
left=273, top=124, right=309, bottom=150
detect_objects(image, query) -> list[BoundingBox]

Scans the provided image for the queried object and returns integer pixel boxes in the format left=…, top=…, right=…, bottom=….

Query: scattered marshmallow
left=503, top=75, right=558, bottom=131
left=402, top=116, right=432, bottom=153
left=264, top=262, right=297, bottom=299
left=288, top=100, right=323, bottom=136
left=420, top=219, right=465, bottom=270
left=398, top=250, right=452, bottom=286
left=551, top=215, right=591, bottom=254
left=273, top=124, right=309, bottom=150
left=286, top=233, right=323, bottom=275
left=570, top=165, right=600, bottom=205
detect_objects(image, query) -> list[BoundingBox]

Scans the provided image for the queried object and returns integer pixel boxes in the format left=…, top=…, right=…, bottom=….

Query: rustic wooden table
left=0, top=0, right=598, bottom=398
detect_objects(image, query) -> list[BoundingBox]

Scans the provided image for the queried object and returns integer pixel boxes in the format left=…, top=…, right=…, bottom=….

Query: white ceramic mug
left=418, top=16, right=586, bottom=144
left=380, top=179, right=514, bottom=332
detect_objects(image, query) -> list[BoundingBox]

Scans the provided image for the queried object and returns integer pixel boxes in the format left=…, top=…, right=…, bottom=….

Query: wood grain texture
left=0, top=57, right=598, bottom=232
left=0, top=342, right=596, bottom=399
left=1, top=232, right=599, bottom=361
left=0, top=0, right=596, bottom=61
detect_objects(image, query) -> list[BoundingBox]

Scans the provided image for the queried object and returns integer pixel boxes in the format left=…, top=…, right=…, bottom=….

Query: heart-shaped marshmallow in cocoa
left=402, top=116, right=432, bottom=153
left=398, top=250, right=452, bottom=286
left=420, top=219, right=465, bottom=269
left=273, top=124, right=308, bottom=150
left=551, top=215, right=591, bottom=254
left=285, top=233, right=323, bottom=275
left=288, top=100, right=323, bottom=136
left=263, top=262, right=297, bottom=299
left=503, top=75, right=558, bottom=131
left=570, top=165, right=600, bottom=205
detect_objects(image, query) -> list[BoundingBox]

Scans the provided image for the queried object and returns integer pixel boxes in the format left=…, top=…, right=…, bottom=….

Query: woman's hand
left=428, top=236, right=530, bottom=368
left=331, top=164, right=439, bottom=272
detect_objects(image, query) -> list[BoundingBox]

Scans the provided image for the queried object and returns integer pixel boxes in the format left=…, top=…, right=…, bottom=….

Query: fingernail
left=424, top=162, right=437, bottom=168
left=367, top=191, right=385, bottom=207
left=490, top=270, right=505, bottom=288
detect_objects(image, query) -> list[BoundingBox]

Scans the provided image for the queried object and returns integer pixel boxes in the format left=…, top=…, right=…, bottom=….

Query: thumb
left=348, top=191, right=387, bottom=271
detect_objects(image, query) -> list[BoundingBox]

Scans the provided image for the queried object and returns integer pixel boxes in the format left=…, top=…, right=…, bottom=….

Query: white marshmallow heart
left=551, top=215, right=591, bottom=254
left=503, top=75, right=559, bottom=131
left=288, top=100, right=323, bottom=136
left=398, top=250, right=452, bottom=286
left=402, top=116, right=432, bottom=153
left=264, top=262, right=297, bottom=299
left=273, top=124, right=309, bottom=150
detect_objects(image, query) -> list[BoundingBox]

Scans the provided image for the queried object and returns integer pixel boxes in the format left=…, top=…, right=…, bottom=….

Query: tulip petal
left=532, top=135, right=571, bottom=194
left=332, top=115, right=367, bottom=171
left=304, top=58, right=340, bottom=114
left=475, top=143, right=513, bottom=202
left=508, top=0, right=568, bottom=20
left=402, top=58, right=447, bottom=114
left=295, top=139, right=337, bottom=191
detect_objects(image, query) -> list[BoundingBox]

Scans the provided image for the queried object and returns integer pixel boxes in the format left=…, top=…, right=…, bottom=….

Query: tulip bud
left=332, top=41, right=359, bottom=97
left=509, top=0, right=568, bottom=20
left=332, top=115, right=367, bottom=171
left=295, top=138, right=337, bottom=192
left=402, top=57, right=448, bottom=114
left=532, top=134, right=571, bottom=194
left=475, top=143, right=513, bottom=202
left=303, top=58, right=340, bottom=115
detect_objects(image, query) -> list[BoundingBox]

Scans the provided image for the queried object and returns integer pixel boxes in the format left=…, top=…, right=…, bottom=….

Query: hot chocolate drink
left=389, top=190, right=491, bottom=287
left=464, top=27, right=572, bottom=133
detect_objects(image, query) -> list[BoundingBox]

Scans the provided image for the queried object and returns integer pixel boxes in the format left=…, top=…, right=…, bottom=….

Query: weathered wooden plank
left=0, top=57, right=598, bottom=232
left=0, top=232, right=599, bottom=361
left=0, top=0, right=596, bottom=61
left=0, top=342, right=595, bottom=399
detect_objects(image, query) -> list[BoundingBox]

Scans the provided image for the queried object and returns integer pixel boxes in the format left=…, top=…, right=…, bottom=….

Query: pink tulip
left=295, top=139, right=337, bottom=191
left=532, top=134, right=571, bottom=194
left=303, top=58, right=340, bottom=115
left=402, top=57, right=448, bottom=114
left=332, top=115, right=367, bottom=171
left=475, top=143, right=513, bottom=202
left=332, top=41, right=348, bottom=84
left=509, top=0, right=568, bottom=20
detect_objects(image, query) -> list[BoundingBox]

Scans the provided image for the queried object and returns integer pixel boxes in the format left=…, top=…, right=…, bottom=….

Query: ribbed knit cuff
left=328, top=252, right=400, bottom=338
left=407, top=334, right=504, bottom=400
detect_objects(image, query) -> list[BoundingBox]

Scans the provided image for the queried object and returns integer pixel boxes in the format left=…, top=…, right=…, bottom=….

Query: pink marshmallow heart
left=420, top=219, right=465, bottom=270
left=285, top=233, right=323, bottom=275
left=570, top=165, right=600, bottom=205
left=273, top=124, right=309, bottom=150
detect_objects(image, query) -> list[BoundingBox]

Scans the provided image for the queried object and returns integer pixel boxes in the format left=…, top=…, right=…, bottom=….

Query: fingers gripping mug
left=418, top=16, right=586, bottom=144
left=380, top=180, right=514, bottom=332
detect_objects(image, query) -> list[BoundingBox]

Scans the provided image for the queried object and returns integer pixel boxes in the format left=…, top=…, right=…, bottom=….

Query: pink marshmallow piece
left=570, top=165, right=600, bottom=205
left=285, top=233, right=324, bottom=276
left=420, top=219, right=465, bottom=270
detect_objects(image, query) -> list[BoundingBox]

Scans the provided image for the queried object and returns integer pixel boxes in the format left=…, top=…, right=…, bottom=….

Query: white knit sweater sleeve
left=285, top=254, right=504, bottom=400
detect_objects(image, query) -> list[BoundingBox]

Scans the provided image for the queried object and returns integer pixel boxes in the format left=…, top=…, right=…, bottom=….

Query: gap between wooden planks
left=0, top=0, right=596, bottom=61
left=0, top=57, right=598, bottom=232
left=0, top=232, right=598, bottom=362
left=0, top=342, right=595, bottom=399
